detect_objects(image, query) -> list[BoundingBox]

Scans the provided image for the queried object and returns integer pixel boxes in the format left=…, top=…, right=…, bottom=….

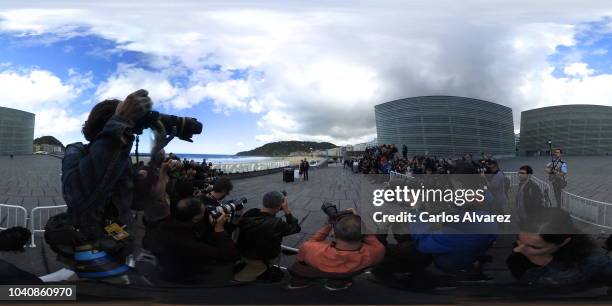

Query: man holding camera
left=60, top=89, right=156, bottom=281
left=289, top=207, right=384, bottom=290
left=234, top=191, right=301, bottom=282
left=143, top=197, right=239, bottom=284
left=545, top=148, right=568, bottom=207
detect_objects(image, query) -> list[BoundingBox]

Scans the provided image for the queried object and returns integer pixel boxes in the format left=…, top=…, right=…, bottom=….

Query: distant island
left=236, top=141, right=337, bottom=156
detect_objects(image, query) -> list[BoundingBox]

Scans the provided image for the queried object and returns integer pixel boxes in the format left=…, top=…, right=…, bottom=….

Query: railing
left=0, top=203, right=28, bottom=230
left=212, top=160, right=290, bottom=174
left=389, top=171, right=413, bottom=181
left=29, top=205, right=68, bottom=247
left=504, top=172, right=612, bottom=231
left=561, top=192, right=611, bottom=230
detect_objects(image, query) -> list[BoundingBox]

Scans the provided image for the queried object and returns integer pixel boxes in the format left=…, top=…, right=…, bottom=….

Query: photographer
left=234, top=191, right=301, bottom=282
left=143, top=197, right=239, bottom=284
left=200, top=177, right=233, bottom=208
left=0, top=227, right=42, bottom=285
left=545, top=148, right=568, bottom=207
left=59, top=90, right=155, bottom=281
left=289, top=208, right=385, bottom=290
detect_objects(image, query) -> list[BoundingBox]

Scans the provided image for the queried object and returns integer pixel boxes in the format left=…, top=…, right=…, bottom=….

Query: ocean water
left=169, top=154, right=278, bottom=164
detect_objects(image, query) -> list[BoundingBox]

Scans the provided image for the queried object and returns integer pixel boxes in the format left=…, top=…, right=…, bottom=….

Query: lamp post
left=547, top=139, right=553, bottom=160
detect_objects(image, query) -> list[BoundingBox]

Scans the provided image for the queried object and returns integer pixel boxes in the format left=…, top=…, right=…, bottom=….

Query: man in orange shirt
left=289, top=210, right=385, bottom=290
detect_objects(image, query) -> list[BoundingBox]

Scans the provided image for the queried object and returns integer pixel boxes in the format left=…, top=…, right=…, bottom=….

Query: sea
left=131, top=153, right=278, bottom=164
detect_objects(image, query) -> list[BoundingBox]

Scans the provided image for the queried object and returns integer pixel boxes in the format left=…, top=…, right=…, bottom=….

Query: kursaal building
left=0, top=106, right=35, bottom=155
left=375, top=96, right=515, bottom=157
left=519, top=105, right=612, bottom=156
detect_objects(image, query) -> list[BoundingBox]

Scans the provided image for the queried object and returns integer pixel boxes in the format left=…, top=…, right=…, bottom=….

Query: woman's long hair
left=520, top=208, right=595, bottom=263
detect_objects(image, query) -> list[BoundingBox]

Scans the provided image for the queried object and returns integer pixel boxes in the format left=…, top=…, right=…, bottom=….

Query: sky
left=0, top=1, right=611, bottom=154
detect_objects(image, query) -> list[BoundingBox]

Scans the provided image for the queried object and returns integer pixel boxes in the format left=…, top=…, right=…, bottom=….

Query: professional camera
left=134, top=111, right=203, bottom=142
left=321, top=202, right=353, bottom=224
left=0, top=227, right=31, bottom=252
left=208, top=197, right=248, bottom=219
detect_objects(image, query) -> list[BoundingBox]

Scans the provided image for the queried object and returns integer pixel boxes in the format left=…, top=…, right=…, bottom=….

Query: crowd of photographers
left=2, top=91, right=611, bottom=293
left=346, top=144, right=499, bottom=176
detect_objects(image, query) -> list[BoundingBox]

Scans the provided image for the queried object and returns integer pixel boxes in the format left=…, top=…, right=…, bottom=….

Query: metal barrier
left=561, top=192, right=612, bottom=230
left=389, top=171, right=413, bottom=181
left=0, top=203, right=28, bottom=230
left=212, top=160, right=290, bottom=174
left=504, top=172, right=612, bottom=231
left=29, top=205, right=68, bottom=247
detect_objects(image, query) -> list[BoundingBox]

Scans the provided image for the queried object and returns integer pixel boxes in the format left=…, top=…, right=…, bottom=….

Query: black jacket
left=237, top=208, right=301, bottom=261
left=518, top=179, right=544, bottom=216
left=143, top=219, right=238, bottom=282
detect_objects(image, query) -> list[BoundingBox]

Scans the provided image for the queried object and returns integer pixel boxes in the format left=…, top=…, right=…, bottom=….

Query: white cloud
left=592, top=48, right=608, bottom=55
left=0, top=66, right=90, bottom=138
left=563, top=62, right=594, bottom=76
left=1, top=1, right=612, bottom=147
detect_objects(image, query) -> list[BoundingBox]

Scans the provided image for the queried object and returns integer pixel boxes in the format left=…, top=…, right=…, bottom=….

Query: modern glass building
left=519, top=105, right=612, bottom=156
left=375, top=96, right=515, bottom=157
left=0, top=106, right=35, bottom=155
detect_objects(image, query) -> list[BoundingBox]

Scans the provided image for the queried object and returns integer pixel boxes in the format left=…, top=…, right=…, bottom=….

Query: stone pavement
left=498, top=156, right=612, bottom=203
left=0, top=155, right=609, bottom=279
left=0, top=154, right=64, bottom=209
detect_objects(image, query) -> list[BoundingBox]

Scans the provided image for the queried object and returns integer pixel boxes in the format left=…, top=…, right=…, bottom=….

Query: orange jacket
left=296, top=224, right=385, bottom=273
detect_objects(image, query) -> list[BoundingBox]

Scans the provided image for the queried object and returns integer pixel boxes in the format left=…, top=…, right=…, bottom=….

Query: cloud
left=1, top=1, right=612, bottom=147
left=563, top=62, right=594, bottom=76
left=0, top=66, right=92, bottom=138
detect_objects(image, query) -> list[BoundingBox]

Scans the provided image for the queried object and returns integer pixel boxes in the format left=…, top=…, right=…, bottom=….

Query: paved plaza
left=0, top=155, right=610, bottom=303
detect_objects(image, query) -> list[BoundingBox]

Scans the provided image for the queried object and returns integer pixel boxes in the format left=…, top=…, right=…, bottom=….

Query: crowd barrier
left=504, top=172, right=612, bottom=231
left=0, top=203, right=28, bottom=230
left=212, top=160, right=290, bottom=174
left=29, top=205, right=68, bottom=247
left=389, top=171, right=413, bottom=181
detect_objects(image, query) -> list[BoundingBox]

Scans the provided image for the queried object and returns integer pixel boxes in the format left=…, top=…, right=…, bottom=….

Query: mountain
left=236, top=141, right=337, bottom=156
left=33, top=136, right=64, bottom=148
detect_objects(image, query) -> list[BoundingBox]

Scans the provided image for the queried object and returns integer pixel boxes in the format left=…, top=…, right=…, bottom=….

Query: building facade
left=375, top=96, right=515, bottom=157
left=0, top=106, right=35, bottom=155
left=520, top=105, right=612, bottom=156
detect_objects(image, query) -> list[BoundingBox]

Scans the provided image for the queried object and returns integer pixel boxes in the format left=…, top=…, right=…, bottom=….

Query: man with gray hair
left=235, top=191, right=301, bottom=282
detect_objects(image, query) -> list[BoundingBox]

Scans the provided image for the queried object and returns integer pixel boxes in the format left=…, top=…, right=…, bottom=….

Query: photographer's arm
left=62, top=90, right=151, bottom=209
left=62, top=116, right=135, bottom=208
left=277, top=198, right=301, bottom=236
left=309, top=224, right=332, bottom=242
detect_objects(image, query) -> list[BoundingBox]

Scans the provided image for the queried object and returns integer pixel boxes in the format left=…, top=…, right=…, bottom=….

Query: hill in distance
left=33, top=136, right=65, bottom=148
left=236, top=141, right=337, bottom=157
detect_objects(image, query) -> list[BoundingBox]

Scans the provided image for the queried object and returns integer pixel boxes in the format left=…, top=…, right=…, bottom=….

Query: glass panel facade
left=375, top=96, right=515, bottom=157
left=0, top=106, right=35, bottom=155
left=519, top=105, right=612, bottom=156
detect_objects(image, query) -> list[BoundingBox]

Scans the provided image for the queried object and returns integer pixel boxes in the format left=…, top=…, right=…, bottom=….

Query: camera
left=134, top=111, right=203, bottom=142
left=321, top=202, right=353, bottom=224
left=208, top=197, right=248, bottom=219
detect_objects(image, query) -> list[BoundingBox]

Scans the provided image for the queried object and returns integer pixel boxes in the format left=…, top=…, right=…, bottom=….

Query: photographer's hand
left=115, top=89, right=153, bottom=125
left=151, top=121, right=176, bottom=157
left=212, top=211, right=229, bottom=233
left=281, top=197, right=290, bottom=214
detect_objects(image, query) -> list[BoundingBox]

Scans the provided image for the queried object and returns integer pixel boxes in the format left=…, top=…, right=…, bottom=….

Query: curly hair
left=82, top=99, right=121, bottom=142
